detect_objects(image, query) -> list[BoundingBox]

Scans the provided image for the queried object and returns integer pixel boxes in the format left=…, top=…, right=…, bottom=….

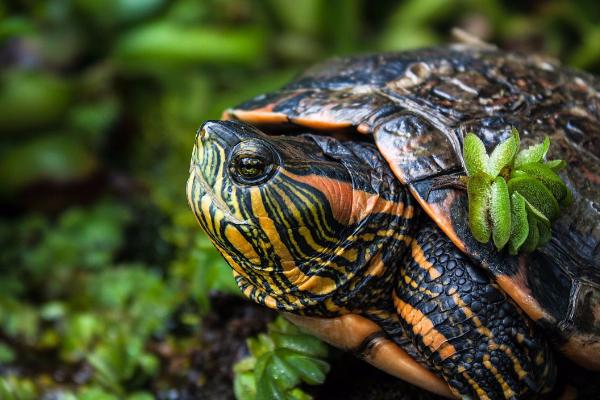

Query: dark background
left=1, top=0, right=599, bottom=398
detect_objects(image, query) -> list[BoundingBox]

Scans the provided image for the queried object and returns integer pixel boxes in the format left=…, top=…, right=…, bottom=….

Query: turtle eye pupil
left=237, top=157, right=265, bottom=178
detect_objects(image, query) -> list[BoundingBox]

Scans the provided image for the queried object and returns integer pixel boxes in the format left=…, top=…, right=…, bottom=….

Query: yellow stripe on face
left=277, top=172, right=337, bottom=242
left=297, top=226, right=329, bottom=255
left=216, top=242, right=251, bottom=282
left=224, top=225, right=261, bottom=264
left=200, top=194, right=216, bottom=234
left=269, top=182, right=332, bottom=256
left=250, top=187, right=295, bottom=264
left=249, top=187, right=339, bottom=297
left=188, top=130, right=416, bottom=317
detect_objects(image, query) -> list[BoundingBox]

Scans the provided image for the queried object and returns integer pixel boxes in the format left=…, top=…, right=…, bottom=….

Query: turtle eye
left=229, top=141, right=278, bottom=185
left=235, top=156, right=265, bottom=178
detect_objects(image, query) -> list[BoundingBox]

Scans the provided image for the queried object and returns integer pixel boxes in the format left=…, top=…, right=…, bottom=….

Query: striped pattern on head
left=187, top=120, right=415, bottom=315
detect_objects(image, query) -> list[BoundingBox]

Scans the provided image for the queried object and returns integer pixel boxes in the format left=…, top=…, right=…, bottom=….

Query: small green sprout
left=233, top=317, right=330, bottom=400
left=463, top=128, right=572, bottom=254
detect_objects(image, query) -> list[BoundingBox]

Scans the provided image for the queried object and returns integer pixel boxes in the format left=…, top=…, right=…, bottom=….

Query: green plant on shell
left=463, top=128, right=572, bottom=254
left=233, top=317, right=330, bottom=400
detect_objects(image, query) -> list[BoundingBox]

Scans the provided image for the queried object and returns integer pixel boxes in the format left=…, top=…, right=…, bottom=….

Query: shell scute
left=229, top=45, right=600, bottom=369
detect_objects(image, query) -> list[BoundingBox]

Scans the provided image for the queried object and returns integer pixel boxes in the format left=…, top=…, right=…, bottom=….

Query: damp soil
left=163, top=293, right=600, bottom=400
left=162, top=293, right=443, bottom=400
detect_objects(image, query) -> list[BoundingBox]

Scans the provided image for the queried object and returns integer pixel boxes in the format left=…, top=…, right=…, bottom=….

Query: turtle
left=186, top=44, right=600, bottom=399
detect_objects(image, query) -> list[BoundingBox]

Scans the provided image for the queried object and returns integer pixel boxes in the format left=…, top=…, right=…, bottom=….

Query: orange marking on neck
left=284, top=171, right=354, bottom=224
left=283, top=171, right=413, bottom=226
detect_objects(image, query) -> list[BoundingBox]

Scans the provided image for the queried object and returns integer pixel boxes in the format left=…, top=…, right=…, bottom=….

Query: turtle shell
left=225, top=45, right=600, bottom=370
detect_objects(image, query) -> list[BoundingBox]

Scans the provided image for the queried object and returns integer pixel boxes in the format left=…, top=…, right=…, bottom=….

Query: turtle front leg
left=395, top=221, right=556, bottom=399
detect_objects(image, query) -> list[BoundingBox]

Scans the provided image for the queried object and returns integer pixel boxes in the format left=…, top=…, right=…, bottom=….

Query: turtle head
left=187, top=120, right=413, bottom=313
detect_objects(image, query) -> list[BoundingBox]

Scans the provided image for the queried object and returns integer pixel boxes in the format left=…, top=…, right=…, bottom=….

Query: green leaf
left=114, top=23, right=266, bottom=67
left=271, top=317, right=301, bottom=334
left=515, top=163, right=571, bottom=206
left=255, top=354, right=286, bottom=400
left=270, top=351, right=301, bottom=389
left=271, top=332, right=328, bottom=358
left=234, top=357, right=257, bottom=374
left=126, top=393, right=154, bottom=400
left=514, top=137, right=550, bottom=168
left=285, top=354, right=330, bottom=385
left=0, top=343, right=15, bottom=363
left=234, top=371, right=256, bottom=400
left=507, top=176, right=559, bottom=221
left=524, top=200, right=551, bottom=227
left=289, top=388, right=313, bottom=400
left=253, top=353, right=271, bottom=382
left=256, top=372, right=286, bottom=400
left=490, top=177, right=511, bottom=250
left=464, top=133, right=489, bottom=176
left=510, top=169, right=528, bottom=179
left=487, top=128, right=519, bottom=177
left=0, top=135, right=97, bottom=194
left=0, top=375, right=38, bottom=400
left=248, top=334, right=274, bottom=356
left=235, top=317, right=329, bottom=400
left=521, top=212, right=540, bottom=253
left=537, top=219, right=552, bottom=247
left=0, top=71, right=72, bottom=134
left=467, top=173, right=492, bottom=243
left=508, top=192, right=529, bottom=255
left=545, top=159, right=567, bottom=172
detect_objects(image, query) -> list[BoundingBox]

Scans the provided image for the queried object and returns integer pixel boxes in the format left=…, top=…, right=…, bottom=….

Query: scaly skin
left=187, top=120, right=555, bottom=398
left=227, top=46, right=600, bottom=371
left=395, top=221, right=554, bottom=398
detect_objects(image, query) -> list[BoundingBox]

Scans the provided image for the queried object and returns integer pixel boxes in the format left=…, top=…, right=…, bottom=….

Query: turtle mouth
left=187, top=165, right=247, bottom=225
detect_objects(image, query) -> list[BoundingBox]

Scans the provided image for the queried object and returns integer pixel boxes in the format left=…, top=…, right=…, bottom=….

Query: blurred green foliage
left=0, top=0, right=599, bottom=398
